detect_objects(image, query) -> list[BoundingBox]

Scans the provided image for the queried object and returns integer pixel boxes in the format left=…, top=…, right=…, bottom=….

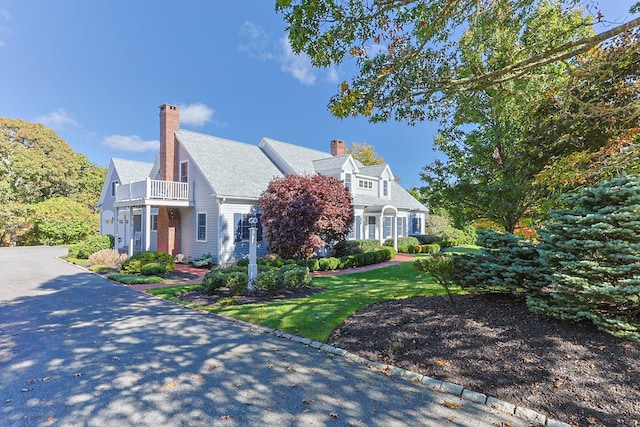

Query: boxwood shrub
left=384, top=236, right=420, bottom=248
left=121, top=251, right=175, bottom=274
left=140, top=262, right=166, bottom=277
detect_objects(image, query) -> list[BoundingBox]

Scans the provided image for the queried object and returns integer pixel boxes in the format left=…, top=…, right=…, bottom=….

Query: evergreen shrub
left=120, top=251, right=175, bottom=274
left=529, top=176, right=640, bottom=341
left=140, top=263, right=166, bottom=277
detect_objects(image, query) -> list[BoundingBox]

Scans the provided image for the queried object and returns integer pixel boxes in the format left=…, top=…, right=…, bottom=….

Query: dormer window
left=111, top=181, right=119, bottom=197
left=383, top=180, right=389, bottom=197
left=358, top=179, right=373, bottom=190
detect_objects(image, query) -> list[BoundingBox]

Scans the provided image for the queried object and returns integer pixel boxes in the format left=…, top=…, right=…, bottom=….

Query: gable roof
left=177, top=130, right=283, bottom=199
left=112, top=158, right=154, bottom=183
left=259, top=137, right=331, bottom=175
left=359, top=164, right=391, bottom=178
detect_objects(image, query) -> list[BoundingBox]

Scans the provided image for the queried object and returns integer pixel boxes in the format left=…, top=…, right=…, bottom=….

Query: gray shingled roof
left=112, top=158, right=154, bottom=183
left=312, top=155, right=351, bottom=173
left=259, top=137, right=331, bottom=175
left=359, top=164, right=389, bottom=177
left=353, top=181, right=427, bottom=212
left=177, top=130, right=283, bottom=198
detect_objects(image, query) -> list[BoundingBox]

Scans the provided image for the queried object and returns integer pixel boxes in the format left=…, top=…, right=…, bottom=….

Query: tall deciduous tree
left=346, top=142, right=385, bottom=165
left=0, top=118, right=106, bottom=246
left=259, top=174, right=354, bottom=259
left=421, top=1, right=592, bottom=232
left=276, top=0, right=639, bottom=123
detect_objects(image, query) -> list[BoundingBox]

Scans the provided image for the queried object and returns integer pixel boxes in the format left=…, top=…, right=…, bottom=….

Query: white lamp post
left=247, top=216, right=258, bottom=292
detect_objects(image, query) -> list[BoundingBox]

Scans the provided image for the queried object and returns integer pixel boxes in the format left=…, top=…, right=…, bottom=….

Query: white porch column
left=392, top=216, right=398, bottom=250
left=144, top=205, right=151, bottom=251
left=379, top=213, right=384, bottom=245
left=128, top=206, right=134, bottom=257
left=114, top=207, right=119, bottom=251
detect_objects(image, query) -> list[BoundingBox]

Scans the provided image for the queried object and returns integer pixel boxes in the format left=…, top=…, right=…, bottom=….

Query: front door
left=368, top=216, right=376, bottom=240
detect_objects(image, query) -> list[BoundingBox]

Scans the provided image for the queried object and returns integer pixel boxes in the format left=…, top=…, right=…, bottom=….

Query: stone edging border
left=219, top=315, right=573, bottom=427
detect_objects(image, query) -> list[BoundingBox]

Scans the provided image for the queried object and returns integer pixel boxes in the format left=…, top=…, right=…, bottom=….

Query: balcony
left=114, top=178, right=192, bottom=207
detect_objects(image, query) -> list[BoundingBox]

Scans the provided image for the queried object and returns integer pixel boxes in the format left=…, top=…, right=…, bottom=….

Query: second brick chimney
left=330, top=139, right=345, bottom=156
left=159, top=104, right=180, bottom=181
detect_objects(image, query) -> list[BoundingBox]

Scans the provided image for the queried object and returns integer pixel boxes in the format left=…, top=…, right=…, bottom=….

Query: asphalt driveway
left=0, top=246, right=529, bottom=426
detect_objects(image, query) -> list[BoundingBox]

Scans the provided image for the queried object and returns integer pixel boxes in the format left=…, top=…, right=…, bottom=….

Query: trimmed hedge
left=384, top=236, right=420, bottom=248
left=203, top=264, right=311, bottom=296
left=140, top=262, right=166, bottom=277
left=120, top=251, right=175, bottom=274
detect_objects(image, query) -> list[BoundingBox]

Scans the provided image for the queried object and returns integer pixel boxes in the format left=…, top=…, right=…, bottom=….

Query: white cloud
left=102, top=135, right=159, bottom=153
left=36, top=108, right=79, bottom=129
left=179, top=102, right=214, bottom=127
left=239, top=21, right=337, bottom=86
left=279, top=37, right=317, bottom=86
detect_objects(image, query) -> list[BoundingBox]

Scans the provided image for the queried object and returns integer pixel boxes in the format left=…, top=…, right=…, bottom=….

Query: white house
left=97, top=104, right=428, bottom=263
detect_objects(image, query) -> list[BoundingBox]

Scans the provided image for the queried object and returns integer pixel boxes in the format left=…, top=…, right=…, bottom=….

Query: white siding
left=177, top=144, right=218, bottom=261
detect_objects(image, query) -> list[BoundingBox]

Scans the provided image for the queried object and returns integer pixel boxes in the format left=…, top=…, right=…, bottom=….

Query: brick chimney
left=330, top=139, right=345, bottom=156
left=159, top=104, right=180, bottom=181
left=158, top=104, right=181, bottom=256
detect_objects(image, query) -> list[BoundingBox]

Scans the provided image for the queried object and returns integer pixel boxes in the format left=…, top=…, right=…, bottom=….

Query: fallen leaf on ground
left=443, top=400, right=461, bottom=409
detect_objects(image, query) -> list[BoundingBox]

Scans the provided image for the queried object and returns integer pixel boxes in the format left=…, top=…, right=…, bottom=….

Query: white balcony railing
left=115, top=178, right=189, bottom=203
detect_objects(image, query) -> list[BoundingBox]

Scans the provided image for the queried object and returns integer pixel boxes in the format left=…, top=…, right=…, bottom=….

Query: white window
left=358, top=179, right=373, bottom=190
left=197, top=213, right=207, bottom=241
left=383, top=180, right=389, bottom=197
left=383, top=217, right=393, bottom=239
left=234, top=213, right=263, bottom=242
left=344, top=173, right=352, bottom=191
left=397, top=217, right=406, bottom=237
left=180, top=161, right=189, bottom=183
left=150, top=214, right=158, bottom=231
left=111, top=181, right=119, bottom=197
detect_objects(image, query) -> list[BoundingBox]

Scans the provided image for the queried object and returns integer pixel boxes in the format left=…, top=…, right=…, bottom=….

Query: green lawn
left=149, top=260, right=462, bottom=342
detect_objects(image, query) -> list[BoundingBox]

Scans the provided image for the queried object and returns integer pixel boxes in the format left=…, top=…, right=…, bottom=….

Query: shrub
left=530, top=176, right=640, bottom=341
left=414, top=254, right=456, bottom=304
left=226, top=272, right=249, bottom=296
left=203, top=271, right=229, bottom=294
left=67, top=244, right=81, bottom=259
left=421, top=243, right=441, bottom=254
left=384, top=236, right=420, bottom=248
left=397, top=245, right=409, bottom=253
left=451, top=229, right=548, bottom=296
left=318, top=258, right=330, bottom=271
left=88, top=248, right=120, bottom=266
left=284, top=259, right=297, bottom=265
left=327, top=257, right=340, bottom=270
left=76, top=234, right=113, bottom=259
left=412, top=234, right=443, bottom=244
left=236, top=259, right=250, bottom=267
left=254, top=270, right=283, bottom=295
left=306, top=258, right=320, bottom=272
left=283, top=266, right=311, bottom=289
left=140, top=263, right=166, bottom=277
left=193, top=252, right=215, bottom=268
left=121, top=251, right=175, bottom=274
left=350, top=239, right=383, bottom=253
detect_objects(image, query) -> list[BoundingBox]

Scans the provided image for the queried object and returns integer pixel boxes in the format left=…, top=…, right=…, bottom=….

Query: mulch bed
left=177, top=286, right=325, bottom=306
left=328, top=292, right=640, bottom=427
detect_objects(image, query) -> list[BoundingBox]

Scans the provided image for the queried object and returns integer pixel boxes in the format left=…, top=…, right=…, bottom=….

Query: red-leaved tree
left=259, top=174, right=354, bottom=259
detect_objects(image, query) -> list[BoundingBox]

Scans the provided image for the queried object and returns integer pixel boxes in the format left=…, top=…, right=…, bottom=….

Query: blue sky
left=0, top=1, right=636, bottom=188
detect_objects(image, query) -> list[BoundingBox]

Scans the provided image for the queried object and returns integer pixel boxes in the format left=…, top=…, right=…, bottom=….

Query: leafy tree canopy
left=0, top=118, right=106, bottom=246
left=346, top=142, right=385, bottom=165
left=277, top=0, right=640, bottom=123
left=259, top=174, right=354, bottom=259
